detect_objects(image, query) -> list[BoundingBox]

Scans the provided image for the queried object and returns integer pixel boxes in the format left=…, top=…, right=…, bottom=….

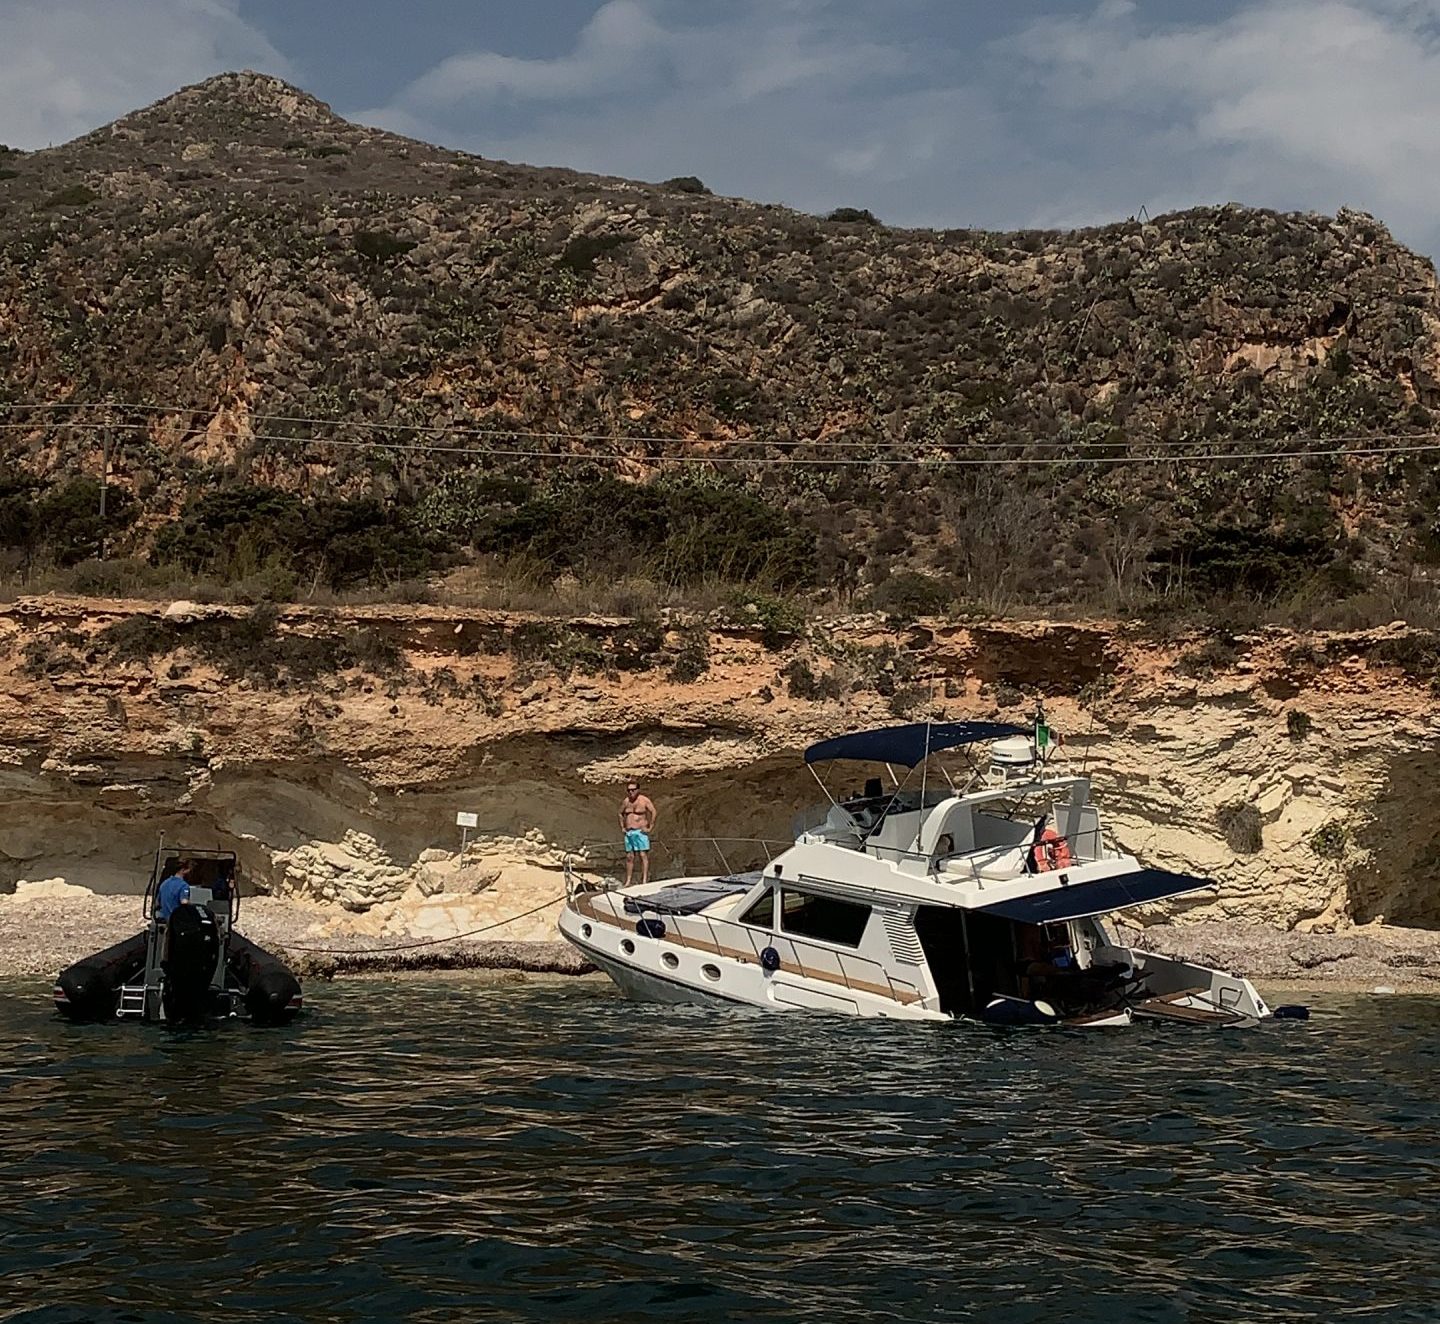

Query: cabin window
left=780, top=889, right=871, bottom=948
left=738, top=888, right=776, bottom=929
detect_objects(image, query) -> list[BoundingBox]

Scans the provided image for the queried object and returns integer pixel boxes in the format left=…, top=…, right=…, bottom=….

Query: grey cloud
left=402, top=0, right=670, bottom=107
left=8, top=0, right=1438, bottom=264
left=1015, top=0, right=1440, bottom=254
left=0, top=0, right=287, bottom=148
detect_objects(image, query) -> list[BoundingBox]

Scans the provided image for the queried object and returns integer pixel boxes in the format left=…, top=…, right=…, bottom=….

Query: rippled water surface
left=3, top=977, right=1440, bottom=1323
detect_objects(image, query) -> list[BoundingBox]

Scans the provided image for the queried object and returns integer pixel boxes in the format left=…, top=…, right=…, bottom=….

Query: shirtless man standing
left=619, top=778, right=657, bottom=887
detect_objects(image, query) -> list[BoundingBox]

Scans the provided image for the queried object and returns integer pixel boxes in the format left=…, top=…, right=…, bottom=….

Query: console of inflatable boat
left=53, top=845, right=302, bottom=1025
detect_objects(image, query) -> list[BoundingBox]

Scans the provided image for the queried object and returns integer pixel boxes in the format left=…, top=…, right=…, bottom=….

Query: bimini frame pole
left=807, top=762, right=839, bottom=810
left=914, top=717, right=932, bottom=852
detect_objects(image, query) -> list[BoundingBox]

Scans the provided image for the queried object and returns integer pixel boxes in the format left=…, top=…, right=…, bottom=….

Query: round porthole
left=662, top=952, right=679, bottom=970
left=581, top=923, right=593, bottom=939
left=701, top=963, right=721, bottom=982
left=621, top=939, right=635, bottom=956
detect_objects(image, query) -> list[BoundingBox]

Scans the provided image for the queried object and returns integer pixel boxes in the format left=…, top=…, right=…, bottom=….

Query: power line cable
left=5, top=404, right=1440, bottom=466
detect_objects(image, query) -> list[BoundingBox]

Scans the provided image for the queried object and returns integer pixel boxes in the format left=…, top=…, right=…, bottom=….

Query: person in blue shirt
left=157, top=859, right=194, bottom=921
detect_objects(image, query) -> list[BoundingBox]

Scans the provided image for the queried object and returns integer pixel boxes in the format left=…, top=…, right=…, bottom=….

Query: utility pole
left=98, top=420, right=110, bottom=560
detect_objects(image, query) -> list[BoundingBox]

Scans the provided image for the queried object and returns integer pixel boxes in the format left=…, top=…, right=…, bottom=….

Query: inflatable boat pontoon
left=54, top=845, right=302, bottom=1025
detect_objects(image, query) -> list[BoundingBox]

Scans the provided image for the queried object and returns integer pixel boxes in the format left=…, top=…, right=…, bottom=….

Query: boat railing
left=672, top=836, right=791, bottom=878
left=564, top=862, right=923, bottom=1005
left=650, top=903, right=924, bottom=1007
left=561, top=835, right=788, bottom=896
left=928, top=825, right=1110, bottom=886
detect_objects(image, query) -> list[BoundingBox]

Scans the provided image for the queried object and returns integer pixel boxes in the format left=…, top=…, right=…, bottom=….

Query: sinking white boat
left=558, top=719, right=1275, bottom=1027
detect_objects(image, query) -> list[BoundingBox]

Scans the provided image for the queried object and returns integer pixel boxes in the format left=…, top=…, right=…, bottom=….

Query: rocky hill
left=2, top=71, right=1440, bottom=613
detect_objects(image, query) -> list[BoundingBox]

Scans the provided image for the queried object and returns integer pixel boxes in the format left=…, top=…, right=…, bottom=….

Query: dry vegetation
left=3, top=73, right=1440, bottom=628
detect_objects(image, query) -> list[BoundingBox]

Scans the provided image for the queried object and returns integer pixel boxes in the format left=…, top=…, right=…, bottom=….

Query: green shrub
left=783, top=658, right=843, bottom=701
left=993, top=683, right=1024, bottom=709
left=509, top=621, right=558, bottom=663
left=888, top=684, right=930, bottom=717
left=0, top=473, right=135, bottom=567
left=153, top=486, right=449, bottom=590
left=508, top=622, right=605, bottom=678
left=1368, top=634, right=1440, bottom=677
left=1160, top=524, right=1334, bottom=601
left=1217, top=802, right=1263, bottom=854
left=65, top=558, right=153, bottom=596
left=661, top=176, right=710, bottom=195
left=0, top=169, right=19, bottom=182
left=826, top=207, right=881, bottom=225
left=480, top=476, right=815, bottom=590
left=43, top=184, right=99, bottom=208
left=1286, top=709, right=1312, bottom=740
left=1174, top=638, right=1239, bottom=678
left=354, top=231, right=416, bottom=262
left=21, top=632, right=85, bottom=679
left=1310, top=822, right=1348, bottom=859
left=344, top=628, right=404, bottom=675
left=96, top=615, right=178, bottom=663
left=96, top=605, right=404, bottom=686
left=194, top=605, right=331, bottom=683
left=559, top=233, right=633, bottom=274
left=668, top=631, right=710, bottom=683
left=740, top=592, right=806, bottom=649
left=613, top=617, right=664, bottom=672
left=868, top=571, right=954, bottom=618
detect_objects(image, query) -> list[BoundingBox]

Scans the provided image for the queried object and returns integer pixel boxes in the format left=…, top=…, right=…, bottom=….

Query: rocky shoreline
left=1117, top=921, right=1440, bottom=993
left=0, top=889, right=592, bottom=982
left=4, top=884, right=1439, bottom=993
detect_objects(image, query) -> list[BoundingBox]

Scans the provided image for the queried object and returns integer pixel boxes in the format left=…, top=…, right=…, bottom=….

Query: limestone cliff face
left=0, top=595, right=1435, bottom=932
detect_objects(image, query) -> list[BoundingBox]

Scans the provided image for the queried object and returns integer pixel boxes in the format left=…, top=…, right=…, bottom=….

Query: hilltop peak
left=98, top=70, right=345, bottom=144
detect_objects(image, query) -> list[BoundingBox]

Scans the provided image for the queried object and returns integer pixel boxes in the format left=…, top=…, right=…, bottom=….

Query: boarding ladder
left=116, top=983, right=146, bottom=1019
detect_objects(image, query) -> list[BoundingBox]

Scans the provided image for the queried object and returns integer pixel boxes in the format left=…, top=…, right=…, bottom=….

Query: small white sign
left=455, top=811, right=479, bottom=829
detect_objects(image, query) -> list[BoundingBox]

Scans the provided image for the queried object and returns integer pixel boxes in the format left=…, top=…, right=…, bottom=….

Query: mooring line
left=276, top=893, right=568, bottom=956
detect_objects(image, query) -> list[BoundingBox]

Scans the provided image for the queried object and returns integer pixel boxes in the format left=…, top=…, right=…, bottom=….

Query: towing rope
left=275, top=892, right=568, bottom=956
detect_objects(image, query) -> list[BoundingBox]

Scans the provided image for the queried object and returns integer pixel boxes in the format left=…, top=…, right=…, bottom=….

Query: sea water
left=2, top=977, right=1438, bottom=1323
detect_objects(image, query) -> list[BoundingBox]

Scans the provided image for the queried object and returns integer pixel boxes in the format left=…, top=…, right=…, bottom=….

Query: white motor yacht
left=558, top=718, right=1276, bottom=1027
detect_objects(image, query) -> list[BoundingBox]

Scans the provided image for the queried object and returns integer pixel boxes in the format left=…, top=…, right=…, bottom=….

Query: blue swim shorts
left=624, top=829, right=650, bottom=853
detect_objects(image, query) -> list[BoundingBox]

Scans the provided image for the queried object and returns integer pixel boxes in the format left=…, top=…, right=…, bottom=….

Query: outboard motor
left=161, top=903, right=221, bottom=1024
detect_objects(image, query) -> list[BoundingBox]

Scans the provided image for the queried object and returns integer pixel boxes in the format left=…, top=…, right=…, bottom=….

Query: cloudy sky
left=5, top=0, right=1440, bottom=259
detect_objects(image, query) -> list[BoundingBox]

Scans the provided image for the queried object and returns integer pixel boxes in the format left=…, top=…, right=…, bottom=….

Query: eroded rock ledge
left=2, top=595, right=1439, bottom=940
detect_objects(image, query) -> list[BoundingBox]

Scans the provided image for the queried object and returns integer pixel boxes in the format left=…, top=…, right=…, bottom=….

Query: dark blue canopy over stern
left=973, top=869, right=1215, bottom=924
left=803, top=721, right=1029, bottom=769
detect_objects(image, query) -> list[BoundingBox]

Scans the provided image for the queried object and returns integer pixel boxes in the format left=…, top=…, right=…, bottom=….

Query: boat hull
left=584, top=946, right=750, bottom=1010
left=54, top=932, right=148, bottom=1020
left=560, top=906, right=944, bottom=1021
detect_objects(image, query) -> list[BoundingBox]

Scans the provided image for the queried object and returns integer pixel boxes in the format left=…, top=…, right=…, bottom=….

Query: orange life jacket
left=1031, top=827, right=1073, bottom=873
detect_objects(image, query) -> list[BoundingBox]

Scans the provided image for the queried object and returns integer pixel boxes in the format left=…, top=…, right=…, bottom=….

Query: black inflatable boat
left=54, top=845, right=302, bottom=1025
